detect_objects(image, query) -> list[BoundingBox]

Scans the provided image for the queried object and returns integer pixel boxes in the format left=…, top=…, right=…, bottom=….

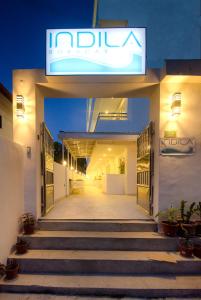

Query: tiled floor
left=44, top=184, right=150, bottom=220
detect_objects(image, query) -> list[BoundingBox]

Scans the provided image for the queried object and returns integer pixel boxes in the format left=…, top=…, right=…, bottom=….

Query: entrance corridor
left=44, top=183, right=151, bottom=220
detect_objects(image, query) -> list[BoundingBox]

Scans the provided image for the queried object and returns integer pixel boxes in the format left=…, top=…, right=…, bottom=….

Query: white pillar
left=13, top=69, right=46, bottom=218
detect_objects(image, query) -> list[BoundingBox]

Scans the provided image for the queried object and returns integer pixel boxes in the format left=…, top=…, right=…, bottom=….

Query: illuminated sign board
left=46, top=28, right=146, bottom=75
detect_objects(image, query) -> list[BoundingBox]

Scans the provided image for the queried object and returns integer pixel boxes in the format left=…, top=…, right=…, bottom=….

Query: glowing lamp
left=171, top=93, right=181, bottom=116
left=63, top=160, right=67, bottom=166
left=16, top=95, right=25, bottom=119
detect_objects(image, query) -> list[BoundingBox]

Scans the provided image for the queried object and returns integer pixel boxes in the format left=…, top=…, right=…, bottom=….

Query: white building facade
left=1, top=0, right=201, bottom=263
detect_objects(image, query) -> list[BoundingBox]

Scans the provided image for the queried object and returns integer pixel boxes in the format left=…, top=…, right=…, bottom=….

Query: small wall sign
left=160, top=137, right=196, bottom=156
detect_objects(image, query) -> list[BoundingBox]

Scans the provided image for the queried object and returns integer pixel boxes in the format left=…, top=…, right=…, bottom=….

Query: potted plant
left=0, top=263, right=5, bottom=278
left=193, top=242, right=201, bottom=259
left=15, top=237, right=28, bottom=254
left=179, top=234, right=194, bottom=258
left=195, top=202, right=201, bottom=235
left=0, top=259, right=19, bottom=280
left=178, top=200, right=196, bottom=236
left=156, top=206, right=179, bottom=237
left=20, top=213, right=36, bottom=234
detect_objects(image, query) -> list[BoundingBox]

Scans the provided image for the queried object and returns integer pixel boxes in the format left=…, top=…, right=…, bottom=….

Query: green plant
left=119, top=158, right=125, bottom=174
left=16, top=237, right=26, bottom=244
left=182, top=235, right=192, bottom=247
left=0, top=259, right=18, bottom=276
left=195, top=202, right=201, bottom=220
left=179, top=200, right=196, bottom=224
left=156, top=207, right=179, bottom=224
left=20, top=213, right=35, bottom=225
left=180, top=200, right=186, bottom=223
left=0, top=263, right=5, bottom=276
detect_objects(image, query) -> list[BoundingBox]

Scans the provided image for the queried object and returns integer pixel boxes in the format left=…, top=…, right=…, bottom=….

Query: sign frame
left=46, top=27, right=146, bottom=76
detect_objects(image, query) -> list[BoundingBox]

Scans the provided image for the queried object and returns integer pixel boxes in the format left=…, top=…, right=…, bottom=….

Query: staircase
left=1, top=219, right=201, bottom=297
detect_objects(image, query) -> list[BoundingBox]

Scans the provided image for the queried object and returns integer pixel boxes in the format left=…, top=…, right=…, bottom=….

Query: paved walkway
left=44, top=184, right=150, bottom=220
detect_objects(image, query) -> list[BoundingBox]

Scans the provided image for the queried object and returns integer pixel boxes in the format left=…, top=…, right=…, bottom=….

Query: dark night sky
left=0, top=0, right=94, bottom=140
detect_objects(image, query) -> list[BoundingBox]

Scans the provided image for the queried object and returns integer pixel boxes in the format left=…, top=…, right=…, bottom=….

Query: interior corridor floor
left=44, top=184, right=151, bottom=220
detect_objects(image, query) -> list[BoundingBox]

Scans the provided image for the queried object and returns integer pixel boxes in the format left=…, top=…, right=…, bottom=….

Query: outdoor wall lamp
left=171, top=92, right=181, bottom=116
left=16, top=95, right=25, bottom=119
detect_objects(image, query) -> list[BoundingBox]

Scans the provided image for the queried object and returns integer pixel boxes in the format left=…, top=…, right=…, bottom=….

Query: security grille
left=41, top=122, right=54, bottom=216
left=137, top=122, right=154, bottom=215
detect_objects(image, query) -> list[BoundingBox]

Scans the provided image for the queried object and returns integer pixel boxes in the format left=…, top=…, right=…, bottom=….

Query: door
left=41, top=122, right=54, bottom=216
left=137, top=122, right=154, bottom=215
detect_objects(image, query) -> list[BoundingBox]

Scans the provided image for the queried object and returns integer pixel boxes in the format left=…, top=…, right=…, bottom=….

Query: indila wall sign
left=160, top=138, right=196, bottom=155
left=46, top=28, right=146, bottom=75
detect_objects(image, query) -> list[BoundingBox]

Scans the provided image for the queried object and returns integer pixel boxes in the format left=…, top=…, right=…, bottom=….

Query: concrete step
left=9, top=249, right=201, bottom=275
left=37, top=219, right=157, bottom=232
left=1, top=274, right=201, bottom=297
left=20, top=231, right=178, bottom=251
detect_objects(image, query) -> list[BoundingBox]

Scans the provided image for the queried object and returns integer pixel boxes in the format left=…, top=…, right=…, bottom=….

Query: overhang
left=59, top=131, right=138, bottom=158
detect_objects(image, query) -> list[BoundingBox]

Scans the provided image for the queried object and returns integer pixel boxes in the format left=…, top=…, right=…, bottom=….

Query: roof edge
left=0, top=83, right=12, bottom=102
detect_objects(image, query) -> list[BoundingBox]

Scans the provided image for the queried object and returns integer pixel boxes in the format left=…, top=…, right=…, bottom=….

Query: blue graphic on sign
left=50, top=54, right=142, bottom=73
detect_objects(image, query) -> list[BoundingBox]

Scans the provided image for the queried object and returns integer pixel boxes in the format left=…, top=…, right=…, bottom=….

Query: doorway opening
left=41, top=97, right=153, bottom=220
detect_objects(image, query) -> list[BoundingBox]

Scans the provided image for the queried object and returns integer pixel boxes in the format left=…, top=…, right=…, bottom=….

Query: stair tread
left=38, top=219, right=155, bottom=224
left=1, top=274, right=201, bottom=290
left=20, top=231, right=170, bottom=239
left=9, top=250, right=199, bottom=262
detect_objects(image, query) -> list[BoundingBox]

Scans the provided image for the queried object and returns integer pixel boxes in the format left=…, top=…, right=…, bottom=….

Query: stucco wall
left=0, top=137, right=24, bottom=263
left=0, top=93, right=13, bottom=141
left=98, top=0, right=200, bottom=68
left=103, top=174, right=125, bottom=194
left=54, top=162, right=67, bottom=200
left=13, top=69, right=46, bottom=218
left=159, top=81, right=201, bottom=210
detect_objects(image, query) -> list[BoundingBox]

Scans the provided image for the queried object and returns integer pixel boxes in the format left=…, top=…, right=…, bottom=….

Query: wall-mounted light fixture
left=171, top=92, right=181, bottom=116
left=16, top=95, right=25, bottom=119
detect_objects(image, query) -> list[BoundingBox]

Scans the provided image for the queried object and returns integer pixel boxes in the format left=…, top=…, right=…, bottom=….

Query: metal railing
left=94, top=112, right=128, bottom=131
left=98, top=112, right=128, bottom=120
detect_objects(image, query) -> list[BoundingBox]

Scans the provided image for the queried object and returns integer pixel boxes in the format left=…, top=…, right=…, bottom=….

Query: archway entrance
left=13, top=69, right=159, bottom=219
left=42, top=130, right=152, bottom=220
